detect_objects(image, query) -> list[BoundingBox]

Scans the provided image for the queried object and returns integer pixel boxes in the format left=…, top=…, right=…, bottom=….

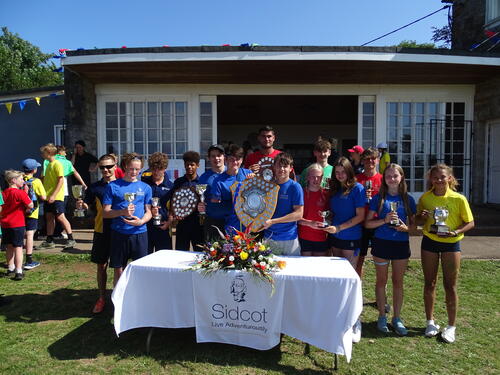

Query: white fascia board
left=63, top=51, right=500, bottom=67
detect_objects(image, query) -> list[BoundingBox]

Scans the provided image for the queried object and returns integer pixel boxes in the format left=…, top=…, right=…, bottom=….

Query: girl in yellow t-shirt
left=416, top=164, right=474, bottom=344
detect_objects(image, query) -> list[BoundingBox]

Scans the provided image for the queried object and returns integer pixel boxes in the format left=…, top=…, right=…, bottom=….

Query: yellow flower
left=258, top=244, right=266, bottom=251
left=234, top=235, right=241, bottom=241
left=240, top=251, right=249, bottom=260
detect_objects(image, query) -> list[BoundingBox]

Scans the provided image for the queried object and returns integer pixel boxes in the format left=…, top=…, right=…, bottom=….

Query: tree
left=396, top=40, right=436, bottom=49
left=0, top=27, right=63, bottom=92
left=431, top=25, right=452, bottom=49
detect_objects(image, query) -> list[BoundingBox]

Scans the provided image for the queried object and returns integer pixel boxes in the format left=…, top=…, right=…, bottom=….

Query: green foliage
left=0, top=27, right=63, bottom=92
left=396, top=40, right=437, bottom=49
left=432, top=25, right=452, bottom=49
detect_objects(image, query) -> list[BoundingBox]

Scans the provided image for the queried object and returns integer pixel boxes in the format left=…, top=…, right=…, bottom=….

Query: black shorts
left=360, top=227, right=375, bottom=257
left=299, top=238, right=329, bottom=254
left=2, top=227, right=26, bottom=247
left=328, top=235, right=361, bottom=255
left=109, top=230, right=148, bottom=268
left=91, top=231, right=112, bottom=264
left=421, top=235, right=461, bottom=253
left=371, top=237, right=411, bottom=260
left=44, top=201, right=66, bottom=214
left=25, top=218, right=38, bottom=231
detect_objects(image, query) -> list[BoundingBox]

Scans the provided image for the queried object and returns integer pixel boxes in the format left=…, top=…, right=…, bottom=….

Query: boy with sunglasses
left=76, top=154, right=117, bottom=313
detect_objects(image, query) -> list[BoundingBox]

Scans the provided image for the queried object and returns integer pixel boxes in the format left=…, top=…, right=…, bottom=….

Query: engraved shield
left=171, top=187, right=199, bottom=220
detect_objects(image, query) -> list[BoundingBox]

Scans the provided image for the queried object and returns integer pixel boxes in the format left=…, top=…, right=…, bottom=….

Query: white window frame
left=53, top=124, right=65, bottom=145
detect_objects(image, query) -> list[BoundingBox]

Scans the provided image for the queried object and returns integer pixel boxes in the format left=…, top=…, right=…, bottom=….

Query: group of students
left=299, top=141, right=474, bottom=344
left=0, top=128, right=474, bottom=346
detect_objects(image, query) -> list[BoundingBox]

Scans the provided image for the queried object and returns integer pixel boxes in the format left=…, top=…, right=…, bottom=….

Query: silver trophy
left=151, top=197, right=161, bottom=226
left=123, top=192, right=137, bottom=220
left=388, top=201, right=400, bottom=226
left=195, top=184, right=208, bottom=224
left=430, top=207, right=450, bottom=235
left=318, top=210, right=329, bottom=228
left=72, top=185, right=85, bottom=217
left=364, top=180, right=373, bottom=202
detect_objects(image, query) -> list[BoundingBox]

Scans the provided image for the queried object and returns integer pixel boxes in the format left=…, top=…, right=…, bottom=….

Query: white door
left=488, top=123, right=500, bottom=203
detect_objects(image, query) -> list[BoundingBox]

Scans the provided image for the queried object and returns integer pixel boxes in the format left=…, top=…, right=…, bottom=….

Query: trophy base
left=388, top=222, right=400, bottom=227
left=318, top=222, right=329, bottom=228
left=152, top=219, right=162, bottom=227
left=429, top=224, right=450, bottom=235
left=73, top=210, right=85, bottom=218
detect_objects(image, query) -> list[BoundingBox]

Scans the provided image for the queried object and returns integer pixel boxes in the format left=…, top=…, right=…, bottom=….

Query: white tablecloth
left=112, top=250, right=362, bottom=361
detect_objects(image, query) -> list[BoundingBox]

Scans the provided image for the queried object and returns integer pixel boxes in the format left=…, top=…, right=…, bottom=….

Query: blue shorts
left=371, top=237, right=411, bottom=260
left=421, top=235, right=461, bottom=253
left=91, top=231, right=112, bottom=264
left=328, top=235, right=361, bottom=255
left=109, top=230, right=148, bottom=268
left=147, top=222, right=172, bottom=253
left=299, top=238, right=329, bottom=254
left=25, top=218, right=38, bottom=231
left=44, top=201, right=66, bottom=214
left=2, top=227, right=26, bottom=247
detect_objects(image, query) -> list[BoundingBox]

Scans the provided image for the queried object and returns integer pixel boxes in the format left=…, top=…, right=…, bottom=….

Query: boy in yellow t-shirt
left=377, top=142, right=391, bottom=175
left=37, top=144, right=76, bottom=249
left=22, top=159, right=46, bottom=269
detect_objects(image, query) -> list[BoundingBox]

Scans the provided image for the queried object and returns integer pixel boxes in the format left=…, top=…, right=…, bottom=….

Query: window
left=105, top=100, right=188, bottom=159
left=361, top=101, right=375, bottom=149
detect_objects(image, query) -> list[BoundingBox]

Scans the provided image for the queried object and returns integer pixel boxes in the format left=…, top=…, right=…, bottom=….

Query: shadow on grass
left=360, top=321, right=426, bottom=339
left=61, top=248, right=91, bottom=255
left=0, top=288, right=334, bottom=374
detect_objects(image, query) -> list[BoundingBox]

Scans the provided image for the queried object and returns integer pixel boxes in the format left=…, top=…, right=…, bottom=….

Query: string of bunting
left=1, top=91, right=64, bottom=115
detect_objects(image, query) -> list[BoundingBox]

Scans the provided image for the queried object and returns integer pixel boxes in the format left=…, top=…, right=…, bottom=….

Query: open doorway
left=217, top=95, right=358, bottom=174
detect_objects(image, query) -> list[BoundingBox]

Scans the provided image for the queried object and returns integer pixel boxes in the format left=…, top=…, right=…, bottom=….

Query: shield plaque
left=231, top=177, right=280, bottom=231
left=171, top=187, right=199, bottom=220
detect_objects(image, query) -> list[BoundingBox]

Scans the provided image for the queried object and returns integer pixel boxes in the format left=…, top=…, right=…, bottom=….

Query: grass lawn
left=0, top=253, right=498, bottom=375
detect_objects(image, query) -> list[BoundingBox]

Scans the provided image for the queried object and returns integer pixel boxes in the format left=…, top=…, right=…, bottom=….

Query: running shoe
left=24, top=261, right=41, bottom=270
left=392, top=317, right=408, bottom=336
left=377, top=316, right=390, bottom=333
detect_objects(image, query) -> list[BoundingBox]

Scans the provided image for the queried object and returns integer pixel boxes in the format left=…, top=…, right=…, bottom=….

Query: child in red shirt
left=298, top=163, right=330, bottom=256
left=1, top=170, right=33, bottom=280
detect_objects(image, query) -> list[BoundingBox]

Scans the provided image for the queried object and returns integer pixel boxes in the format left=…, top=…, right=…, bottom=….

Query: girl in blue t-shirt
left=365, top=163, right=416, bottom=336
left=323, top=157, right=366, bottom=268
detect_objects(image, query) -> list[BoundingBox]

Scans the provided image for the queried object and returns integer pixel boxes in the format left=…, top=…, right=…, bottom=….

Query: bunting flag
left=1, top=90, right=63, bottom=115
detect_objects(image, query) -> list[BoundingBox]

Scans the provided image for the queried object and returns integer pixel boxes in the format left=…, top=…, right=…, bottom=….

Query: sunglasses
left=99, top=164, right=115, bottom=170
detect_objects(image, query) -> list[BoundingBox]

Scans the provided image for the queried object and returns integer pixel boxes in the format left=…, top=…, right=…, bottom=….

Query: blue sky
left=1, top=0, right=449, bottom=54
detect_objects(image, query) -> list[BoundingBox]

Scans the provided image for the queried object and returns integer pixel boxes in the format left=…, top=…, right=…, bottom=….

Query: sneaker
left=92, top=297, right=106, bottom=314
left=36, top=241, right=56, bottom=250
left=13, top=272, right=24, bottom=281
left=352, top=319, right=362, bottom=343
left=441, top=326, right=456, bottom=343
left=63, top=239, right=77, bottom=249
left=377, top=316, right=390, bottom=333
left=385, top=303, right=391, bottom=314
left=24, top=261, right=41, bottom=270
left=425, top=322, right=440, bottom=337
left=392, top=317, right=408, bottom=336
left=5, top=269, right=15, bottom=277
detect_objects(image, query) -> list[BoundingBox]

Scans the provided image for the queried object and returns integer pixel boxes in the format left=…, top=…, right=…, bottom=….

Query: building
left=0, top=85, right=65, bottom=177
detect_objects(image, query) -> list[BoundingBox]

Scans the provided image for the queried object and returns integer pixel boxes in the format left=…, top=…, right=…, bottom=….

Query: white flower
left=229, top=256, right=235, bottom=262
left=251, top=259, right=257, bottom=265
left=260, top=261, right=266, bottom=266
left=258, top=255, right=263, bottom=261
left=210, top=247, right=215, bottom=251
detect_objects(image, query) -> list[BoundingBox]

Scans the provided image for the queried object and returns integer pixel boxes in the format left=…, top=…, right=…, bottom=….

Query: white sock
left=8, top=265, right=15, bottom=271
left=15, top=268, right=23, bottom=274
left=445, top=325, right=456, bottom=331
left=427, top=319, right=435, bottom=326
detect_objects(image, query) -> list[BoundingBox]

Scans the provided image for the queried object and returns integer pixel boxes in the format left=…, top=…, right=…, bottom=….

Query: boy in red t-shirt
left=1, top=170, right=33, bottom=280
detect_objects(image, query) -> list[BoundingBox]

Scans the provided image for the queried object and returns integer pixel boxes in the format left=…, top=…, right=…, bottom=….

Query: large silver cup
left=72, top=185, right=85, bottom=217
left=123, top=192, right=137, bottom=220
left=151, top=197, right=161, bottom=226
left=388, top=201, right=400, bottom=226
left=430, top=207, right=450, bottom=235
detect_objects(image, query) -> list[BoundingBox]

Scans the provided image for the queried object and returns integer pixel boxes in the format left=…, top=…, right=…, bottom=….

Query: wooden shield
left=232, top=177, right=280, bottom=231
left=171, top=187, right=199, bottom=220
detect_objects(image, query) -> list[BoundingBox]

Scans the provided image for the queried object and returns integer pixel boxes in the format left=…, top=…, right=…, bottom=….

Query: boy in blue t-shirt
left=262, top=153, right=304, bottom=255
left=103, top=153, right=152, bottom=286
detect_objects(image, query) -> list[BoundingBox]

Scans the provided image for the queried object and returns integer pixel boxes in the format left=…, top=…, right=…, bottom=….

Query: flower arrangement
left=189, top=225, right=286, bottom=285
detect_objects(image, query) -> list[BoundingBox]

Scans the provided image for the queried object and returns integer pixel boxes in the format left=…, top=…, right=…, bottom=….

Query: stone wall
left=452, top=0, right=486, bottom=51
left=472, top=75, right=500, bottom=203
left=64, top=69, right=97, bottom=156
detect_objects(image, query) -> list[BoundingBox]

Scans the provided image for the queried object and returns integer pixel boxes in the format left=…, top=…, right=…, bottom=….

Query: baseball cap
left=348, top=145, right=364, bottom=154
left=22, top=158, right=42, bottom=172
left=377, top=142, right=388, bottom=149
left=208, top=144, right=225, bottom=154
